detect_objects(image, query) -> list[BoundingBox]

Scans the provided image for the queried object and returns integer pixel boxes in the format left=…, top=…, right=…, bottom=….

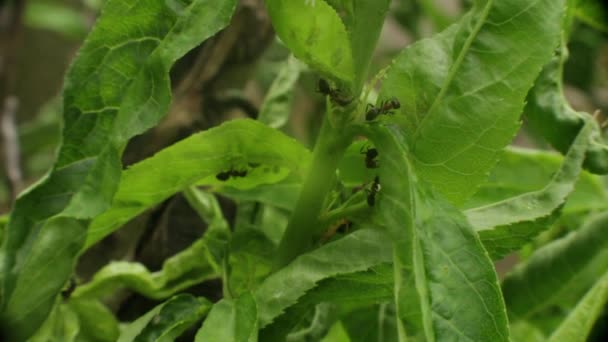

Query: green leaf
left=0, top=214, right=7, bottom=244
left=228, top=229, right=275, bottom=298
left=72, top=237, right=221, bottom=300
left=463, top=147, right=608, bottom=217
left=379, top=0, right=565, bottom=204
left=260, top=264, right=394, bottom=340
left=366, top=123, right=509, bottom=341
left=118, top=294, right=211, bottom=342
left=183, top=186, right=231, bottom=235
left=574, top=0, right=608, bottom=33
left=117, top=303, right=164, bottom=342
left=464, top=119, right=594, bottom=259
left=25, top=2, right=88, bottom=40
left=2, top=218, right=88, bottom=340
left=315, top=0, right=390, bottom=90
left=86, top=119, right=310, bottom=247
left=525, top=18, right=608, bottom=174
left=255, top=228, right=393, bottom=328
left=509, top=321, right=546, bottom=342
left=69, top=298, right=120, bottom=342
left=265, top=0, right=354, bottom=85
left=321, top=321, right=351, bottom=342
left=548, top=270, right=608, bottom=342
left=340, top=304, right=399, bottom=342
left=258, top=55, right=304, bottom=128
left=218, top=175, right=301, bottom=211
left=286, top=303, right=338, bottom=341
left=349, top=0, right=391, bottom=89
left=502, top=212, right=608, bottom=320
left=337, top=140, right=379, bottom=188
left=0, top=0, right=237, bottom=337
left=76, top=187, right=228, bottom=301
left=195, top=293, right=258, bottom=342
left=28, top=300, right=79, bottom=342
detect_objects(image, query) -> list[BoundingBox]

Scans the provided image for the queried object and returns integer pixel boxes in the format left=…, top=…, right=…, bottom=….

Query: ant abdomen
left=367, top=176, right=381, bottom=207
left=360, top=145, right=379, bottom=169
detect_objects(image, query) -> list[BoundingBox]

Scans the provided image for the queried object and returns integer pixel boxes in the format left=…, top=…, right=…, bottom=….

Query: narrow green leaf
left=228, top=229, right=275, bottom=298
left=366, top=123, right=509, bottom=341
left=28, top=300, right=79, bottom=342
left=72, top=237, right=221, bottom=300
left=68, top=298, right=120, bottom=342
left=2, top=218, right=88, bottom=339
left=525, top=17, right=608, bottom=174
left=260, top=264, right=394, bottom=340
left=0, top=214, right=7, bottom=244
left=195, top=293, right=258, bottom=342
left=574, top=0, right=608, bottom=33
left=258, top=55, right=304, bottom=128
left=321, top=321, right=351, bottom=342
left=76, top=188, right=228, bottom=300
left=464, top=119, right=594, bottom=259
left=265, top=0, right=354, bottom=85
left=117, top=303, right=163, bottom=342
left=340, top=304, right=400, bottom=342
left=218, top=175, right=302, bottom=211
left=349, top=0, right=391, bottom=89
left=509, top=321, right=546, bottom=342
left=118, top=294, right=211, bottom=342
left=311, top=0, right=390, bottom=90
left=502, top=212, right=608, bottom=319
left=286, top=303, right=337, bottom=342
left=25, top=2, right=88, bottom=39
left=463, top=147, right=608, bottom=216
left=379, top=0, right=565, bottom=204
left=183, top=186, right=230, bottom=234
left=85, top=119, right=310, bottom=247
left=0, top=0, right=237, bottom=337
left=255, top=228, right=393, bottom=328
left=548, top=270, right=608, bottom=342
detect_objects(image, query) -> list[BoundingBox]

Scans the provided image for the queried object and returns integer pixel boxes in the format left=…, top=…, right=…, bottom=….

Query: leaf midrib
left=412, top=0, right=495, bottom=141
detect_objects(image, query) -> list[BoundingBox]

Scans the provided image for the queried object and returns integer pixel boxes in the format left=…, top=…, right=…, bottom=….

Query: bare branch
left=1, top=96, right=21, bottom=200
left=1, top=0, right=27, bottom=203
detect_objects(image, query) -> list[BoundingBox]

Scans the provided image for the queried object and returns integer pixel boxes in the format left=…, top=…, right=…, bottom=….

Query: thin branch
left=0, top=0, right=27, bottom=203
left=2, top=96, right=22, bottom=200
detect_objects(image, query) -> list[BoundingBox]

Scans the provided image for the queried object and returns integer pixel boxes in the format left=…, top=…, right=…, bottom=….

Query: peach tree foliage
left=1, top=0, right=608, bottom=341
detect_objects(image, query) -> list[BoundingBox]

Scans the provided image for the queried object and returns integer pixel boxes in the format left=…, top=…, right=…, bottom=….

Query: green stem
left=183, top=187, right=232, bottom=298
left=320, top=200, right=370, bottom=226
left=275, top=112, right=353, bottom=268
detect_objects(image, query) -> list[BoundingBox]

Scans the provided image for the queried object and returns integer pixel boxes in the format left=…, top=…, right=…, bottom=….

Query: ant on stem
left=366, top=97, right=401, bottom=121
left=317, top=78, right=353, bottom=106
left=367, top=176, right=381, bottom=207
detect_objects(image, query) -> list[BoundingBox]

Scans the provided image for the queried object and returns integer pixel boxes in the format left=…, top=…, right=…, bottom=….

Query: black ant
left=317, top=78, right=353, bottom=106
left=366, top=176, right=381, bottom=207
left=360, top=145, right=379, bottom=169
left=365, top=97, right=401, bottom=121
left=216, top=167, right=248, bottom=181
